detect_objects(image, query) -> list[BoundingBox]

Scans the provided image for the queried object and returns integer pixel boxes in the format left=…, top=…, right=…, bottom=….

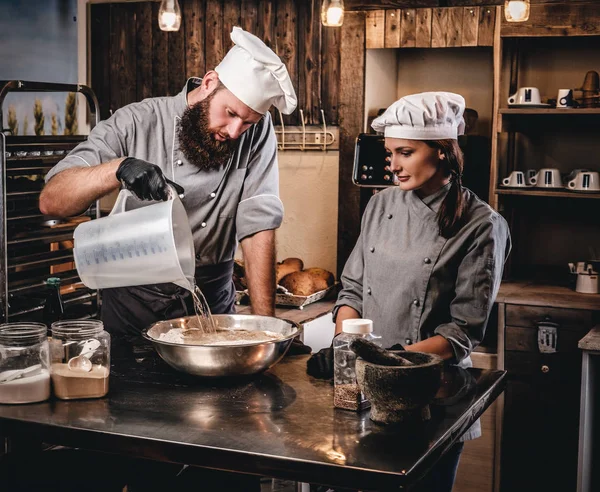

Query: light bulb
left=159, top=0, right=181, bottom=32
left=504, top=0, right=530, bottom=23
left=321, top=0, right=344, bottom=27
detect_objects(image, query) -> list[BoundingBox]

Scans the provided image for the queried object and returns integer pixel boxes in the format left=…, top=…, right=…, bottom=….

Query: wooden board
left=275, top=0, right=298, bottom=126
left=152, top=1, right=169, bottom=96
left=415, top=8, right=432, bottom=48
left=167, top=20, right=186, bottom=96
left=184, top=0, right=206, bottom=78
left=501, top=2, right=600, bottom=37
left=337, top=12, right=366, bottom=277
left=366, top=10, right=385, bottom=49
left=90, top=4, right=111, bottom=120
left=109, top=3, right=137, bottom=109
left=400, top=9, right=417, bottom=48
left=478, top=5, right=495, bottom=46
left=298, top=0, right=322, bottom=125
left=240, top=0, right=258, bottom=33
left=462, top=6, right=479, bottom=47
left=384, top=9, right=401, bottom=48
left=431, top=7, right=449, bottom=48
left=136, top=2, right=153, bottom=101
left=222, top=0, right=241, bottom=53
left=447, top=7, right=463, bottom=47
left=321, top=26, right=340, bottom=126
left=205, top=0, right=224, bottom=71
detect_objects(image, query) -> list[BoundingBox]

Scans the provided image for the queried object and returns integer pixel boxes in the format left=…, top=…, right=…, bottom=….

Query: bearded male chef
left=40, top=27, right=297, bottom=337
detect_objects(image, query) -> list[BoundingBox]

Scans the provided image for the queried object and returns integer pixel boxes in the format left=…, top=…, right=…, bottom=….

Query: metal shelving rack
left=0, top=80, right=101, bottom=322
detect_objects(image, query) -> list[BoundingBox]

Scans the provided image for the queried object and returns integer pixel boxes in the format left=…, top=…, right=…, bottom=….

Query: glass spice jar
left=50, top=320, right=110, bottom=400
left=333, top=318, right=380, bottom=411
left=0, top=323, right=51, bottom=404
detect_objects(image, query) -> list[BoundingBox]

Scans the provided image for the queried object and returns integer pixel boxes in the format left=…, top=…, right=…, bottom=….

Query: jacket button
left=405, top=338, right=412, bottom=345
left=201, top=222, right=207, bottom=228
left=176, top=159, right=183, bottom=166
left=196, top=253, right=200, bottom=259
left=369, top=247, right=375, bottom=253
left=387, top=214, right=393, bottom=219
left=412, top=299, right=420, bottom=307
left=210, top=192, right=216, bottom=198
left=367, top=287, right=372, bottom=295
left=424, top=257, right=431, bottom=264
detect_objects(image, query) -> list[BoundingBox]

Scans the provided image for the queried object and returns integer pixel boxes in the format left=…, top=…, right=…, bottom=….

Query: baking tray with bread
left=234, top=257, right=337, bottom=309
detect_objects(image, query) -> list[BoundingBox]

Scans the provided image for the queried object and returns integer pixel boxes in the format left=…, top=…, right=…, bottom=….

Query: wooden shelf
left=495, top=188, right=600, bottom=198
left=497, top=280, right=600, bottom=311
left=499, top=108, right=600, bottom=115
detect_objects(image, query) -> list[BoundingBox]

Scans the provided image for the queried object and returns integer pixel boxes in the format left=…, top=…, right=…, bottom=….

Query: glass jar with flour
left=0, top=323, right=51, bottom=404
left=50, top=320, right=110, bottom=400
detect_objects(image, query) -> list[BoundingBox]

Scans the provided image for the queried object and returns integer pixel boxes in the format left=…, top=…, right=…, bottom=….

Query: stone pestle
left=350, top=338, right=414, bottom=367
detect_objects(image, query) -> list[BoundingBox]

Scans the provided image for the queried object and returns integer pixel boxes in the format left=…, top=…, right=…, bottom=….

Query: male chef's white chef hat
left=371, top=92, right=466, bottom=140
left=215, top=26, right=297, bottom=115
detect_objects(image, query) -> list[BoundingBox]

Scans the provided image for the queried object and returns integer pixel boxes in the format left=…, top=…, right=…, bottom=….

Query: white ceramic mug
left=526, top=169, right=538, bottom=182
left=576, top=273, right=599, bottom=294
left=567, top=171, right=600, bottom=192
left=502, top=171, right=527, bottom=187
left=557, top=89, right=574, bottom=108
left=529, top=168, right=562, bottom=188
left=508, top=87, right=541, bottom=105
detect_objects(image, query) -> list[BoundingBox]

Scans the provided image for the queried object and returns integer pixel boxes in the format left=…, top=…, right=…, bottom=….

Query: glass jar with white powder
left=0, top=323, right=51, bottom=404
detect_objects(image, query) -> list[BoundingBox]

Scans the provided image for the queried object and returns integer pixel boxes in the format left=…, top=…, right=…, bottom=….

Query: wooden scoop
left=350, top=338, right=414, bottom=366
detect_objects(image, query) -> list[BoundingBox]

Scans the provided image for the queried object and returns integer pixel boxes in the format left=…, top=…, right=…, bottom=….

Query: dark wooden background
left=90, top=0, right=340, bottom=127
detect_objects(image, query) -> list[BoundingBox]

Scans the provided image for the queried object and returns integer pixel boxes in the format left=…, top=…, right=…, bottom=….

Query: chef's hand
left=116, top=157, right=185, bottom=201
left=287, top=337, right=312, bottom=356
left=387, top=343, right=406, bottom=351
left=306, top=346, right=333, bottom=379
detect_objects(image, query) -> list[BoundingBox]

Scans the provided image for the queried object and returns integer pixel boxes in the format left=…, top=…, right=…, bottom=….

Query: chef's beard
left=177, top=94, right=237, bottom=171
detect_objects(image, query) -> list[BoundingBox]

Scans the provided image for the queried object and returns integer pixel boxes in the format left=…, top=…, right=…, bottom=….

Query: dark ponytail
left=425, top=139, right=466, bottom=239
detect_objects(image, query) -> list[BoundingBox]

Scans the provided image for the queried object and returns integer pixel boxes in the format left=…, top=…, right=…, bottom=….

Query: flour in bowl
left=156, top=328, right=284, bottom=346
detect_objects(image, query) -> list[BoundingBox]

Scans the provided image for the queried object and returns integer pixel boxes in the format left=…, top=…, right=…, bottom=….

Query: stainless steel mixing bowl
left=142, top=314, right=301, bottom=377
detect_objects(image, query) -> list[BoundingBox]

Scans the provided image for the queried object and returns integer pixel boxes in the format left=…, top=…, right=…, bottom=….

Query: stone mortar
left=356, top=351, right=443, bottom=425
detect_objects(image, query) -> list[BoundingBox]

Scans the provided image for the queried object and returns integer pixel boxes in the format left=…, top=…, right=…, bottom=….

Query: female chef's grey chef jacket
left=335, top=184, right=510, bottom=363
left=45, top=77, right=284, bottom=268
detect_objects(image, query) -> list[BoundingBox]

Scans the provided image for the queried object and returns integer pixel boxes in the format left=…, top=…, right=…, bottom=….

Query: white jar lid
left=342, top=318, right=373, bottom=334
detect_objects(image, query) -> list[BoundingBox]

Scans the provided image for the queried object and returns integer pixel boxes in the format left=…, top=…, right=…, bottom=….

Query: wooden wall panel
left=135, top=3, right=153, bottom=101
left=478, top=6, right=495, bottom=46
left=205, top=0, right=224, bottom=71
left=400, top=9, right=416, bottom=48
left=447, top=7, right=463, bottom=47
left=415, top=8, right=432, bottom=47
left=223, top=0, right=241, bottom=52
left=298, top=0, right=321, bottom=124
left=275, top=0, right=298, bottom=126
left=384, top=9, right=401, bottom=48
left=91, top=1, right=343, bottom=127
left=151, top=2, right=169, bottom=96
left=462, top=6, right=479, bottom=47
left=337, top=11, right=366, bottom=276
left=110, top=3, right=137, bottom=111
left=431, top=7, right=449, bottom=48
left=90, top=4, right=111, bottom=120
left=366, top=10, right=385, bottom=48
left=184, top=0, right=206, bottom=79
left=322, top=27, right=340, bottom=126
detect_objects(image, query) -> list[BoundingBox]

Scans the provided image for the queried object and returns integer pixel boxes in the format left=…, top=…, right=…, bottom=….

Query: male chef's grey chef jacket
left=45, top=78, right=283, bottom=329
left=334, top=184, right=511, bottom=441
left=46, top=77, right=283, bottom=263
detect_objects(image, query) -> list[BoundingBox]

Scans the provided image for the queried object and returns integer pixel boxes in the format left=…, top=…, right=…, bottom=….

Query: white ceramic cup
left=567, top=171, right=600, bottom=191
left=576, top=273, right=599, bottom=294
left=502, top=171, right=527, bottom=187
left=526, top=169, right=538, bottom=182
left=529, top=168, right=562, bottom=187
left=557, top=89, right=574, bottom=108
left=507, top=87, right=541, bottom=105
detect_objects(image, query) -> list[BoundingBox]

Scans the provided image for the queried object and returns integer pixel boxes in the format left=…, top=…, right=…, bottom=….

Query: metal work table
left=0, top=344, right=506, bottom=491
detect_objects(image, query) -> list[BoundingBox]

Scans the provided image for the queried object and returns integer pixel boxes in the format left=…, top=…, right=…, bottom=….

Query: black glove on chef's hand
left=116, top=157, right=185, bottom=201
left=306, top=346, right=334, bottom=379
left=387, top=343, right=406, bottom=352
left=287, top=337, right=313, bottom=356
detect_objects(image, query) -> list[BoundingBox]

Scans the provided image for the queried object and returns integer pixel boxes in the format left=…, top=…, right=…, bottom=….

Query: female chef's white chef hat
left=215, top=27, right=297, bottom=115
left=371, top=92, right=466, bottom=140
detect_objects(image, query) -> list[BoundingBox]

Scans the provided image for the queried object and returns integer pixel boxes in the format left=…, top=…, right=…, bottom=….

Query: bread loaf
left=276, top=257, right=304, bottom=283
left=279, top=271, right=315, bottom=296
left=303, top=267, right=335, bottom=291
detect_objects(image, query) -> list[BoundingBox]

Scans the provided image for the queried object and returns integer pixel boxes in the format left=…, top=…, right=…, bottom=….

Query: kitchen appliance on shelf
left=0, top=80, right=101, bottom=322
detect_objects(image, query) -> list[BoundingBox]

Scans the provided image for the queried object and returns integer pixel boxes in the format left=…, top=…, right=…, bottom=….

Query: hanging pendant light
left=504, top=0, right=530, bottom=23
left=158, top=0, right=182, bottom=32
left=321, top=0, right=345, bottom=27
